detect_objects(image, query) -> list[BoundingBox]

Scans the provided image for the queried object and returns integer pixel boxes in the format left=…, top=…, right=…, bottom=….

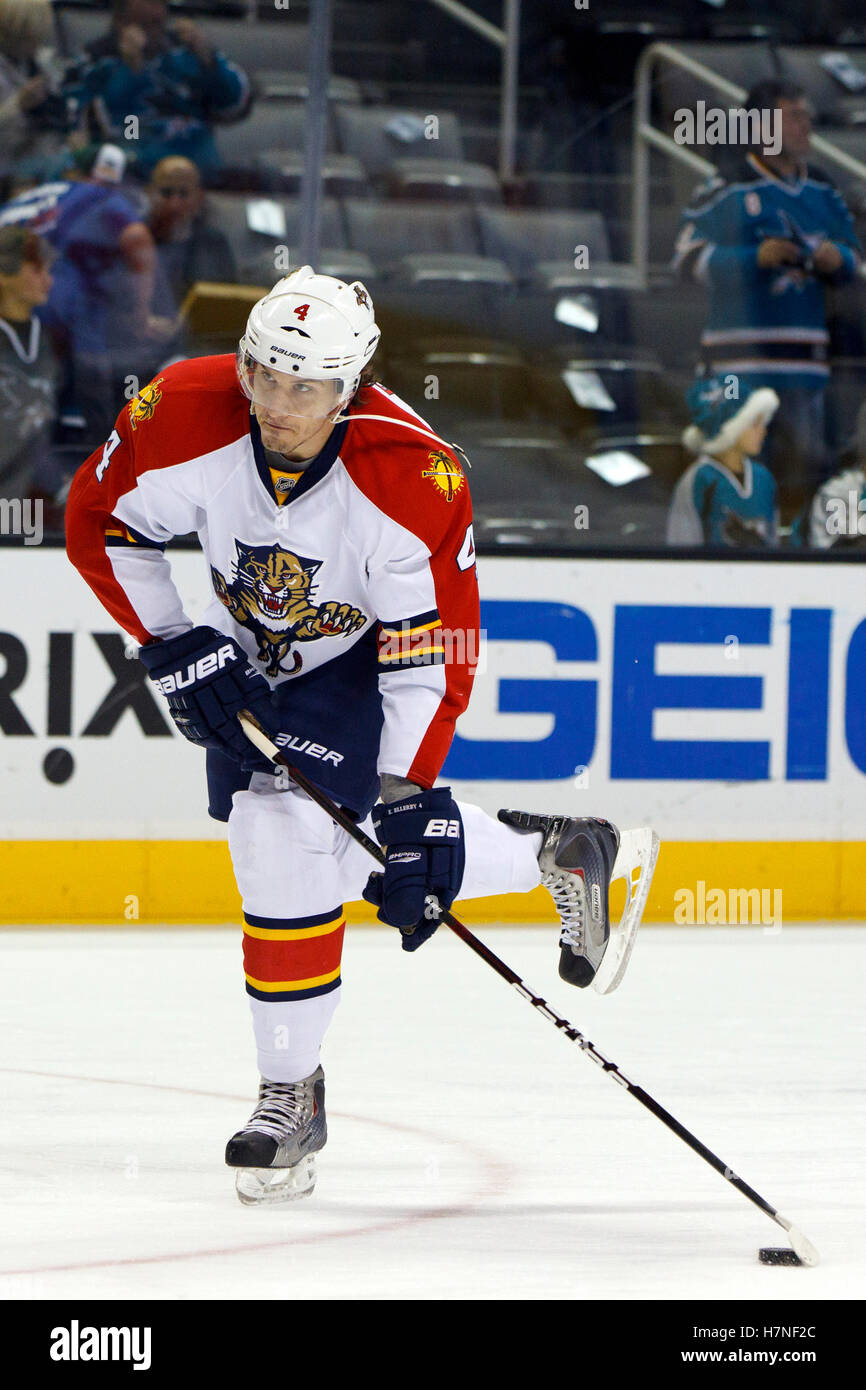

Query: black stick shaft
left=267, top=749, right=785, bottom=1229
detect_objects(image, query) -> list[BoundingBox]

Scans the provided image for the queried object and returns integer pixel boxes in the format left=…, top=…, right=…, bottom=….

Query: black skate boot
left=499, top=812, right=620, bottom=988
left=226, top=1066, right=327, bottom=1205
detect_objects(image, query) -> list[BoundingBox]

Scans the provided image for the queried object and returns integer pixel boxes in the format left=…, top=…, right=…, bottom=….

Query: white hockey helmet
left=237, top=264, right=380, bottom=414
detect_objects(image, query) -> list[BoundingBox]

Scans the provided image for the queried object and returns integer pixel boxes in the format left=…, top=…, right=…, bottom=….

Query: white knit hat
left=683, top=380, right=781, bottom=456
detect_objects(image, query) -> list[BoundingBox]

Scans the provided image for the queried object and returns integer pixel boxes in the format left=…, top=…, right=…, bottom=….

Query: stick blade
left=786, top=1224, right=820, bottom=1267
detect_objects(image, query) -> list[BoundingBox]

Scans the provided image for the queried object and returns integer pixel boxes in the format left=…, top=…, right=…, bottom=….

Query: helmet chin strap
left=332, top=408, right=471, bottom=468
left=253, top=402, right=471, bottom=470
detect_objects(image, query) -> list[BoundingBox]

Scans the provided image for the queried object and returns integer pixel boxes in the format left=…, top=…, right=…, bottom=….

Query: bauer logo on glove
left=362, top=788, right=465, bottom=950
left=150, top=643, right=239, bottom=695
left=139, top=625, right=279, bottom=767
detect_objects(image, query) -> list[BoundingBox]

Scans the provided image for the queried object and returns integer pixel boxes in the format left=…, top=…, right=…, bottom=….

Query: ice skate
left=225, top=1066, right=327, bottom=1205
left=498, top=811, right=659, bottom=994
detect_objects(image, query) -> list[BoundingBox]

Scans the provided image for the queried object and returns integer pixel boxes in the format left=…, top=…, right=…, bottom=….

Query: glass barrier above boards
left=2, top=0, right=866, bottom=555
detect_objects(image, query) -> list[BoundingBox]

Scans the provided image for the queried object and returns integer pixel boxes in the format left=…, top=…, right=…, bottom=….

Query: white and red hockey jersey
left=66, top=354, right=479, bottom=816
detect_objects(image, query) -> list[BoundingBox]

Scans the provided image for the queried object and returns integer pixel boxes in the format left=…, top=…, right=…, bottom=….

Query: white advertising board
left=1, top=549, right=864, bottom=843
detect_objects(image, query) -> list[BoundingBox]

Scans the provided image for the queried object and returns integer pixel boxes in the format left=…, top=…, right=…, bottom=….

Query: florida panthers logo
left=422, top=450, right=465, bottom=503
left=211, top=541, right=366, bottom=677
left=128, top=377, right=164, bottom=431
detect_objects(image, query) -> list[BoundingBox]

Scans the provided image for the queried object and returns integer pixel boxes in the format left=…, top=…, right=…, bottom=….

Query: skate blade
left=234, top=1155, right=317, bottom=1206
left=592, top=828, right=659, bottom=996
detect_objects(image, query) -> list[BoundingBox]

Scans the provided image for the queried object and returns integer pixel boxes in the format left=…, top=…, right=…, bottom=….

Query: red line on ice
left=0, top=1066, right=515, bottom=1278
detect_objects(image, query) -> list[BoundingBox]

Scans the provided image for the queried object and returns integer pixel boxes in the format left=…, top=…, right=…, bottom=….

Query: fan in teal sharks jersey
left=667, top=375, right=780, bottom=549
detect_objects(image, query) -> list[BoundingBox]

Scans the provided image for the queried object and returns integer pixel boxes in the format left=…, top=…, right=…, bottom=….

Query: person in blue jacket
left=0, top=144, right=175, bottom=435
left=61, top=0, right=251, bottom=179
left=667, top=374, right=780, bottom=549
left=673, top=79, right=861, bottom=514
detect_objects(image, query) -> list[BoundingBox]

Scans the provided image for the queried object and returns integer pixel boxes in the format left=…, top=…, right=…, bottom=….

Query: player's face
left=249, top=366, right=344, bottom=457
left=249, top=367, right=342, bottom=424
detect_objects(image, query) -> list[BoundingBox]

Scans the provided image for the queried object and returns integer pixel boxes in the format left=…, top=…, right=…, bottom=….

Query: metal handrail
left=424, top=0, right=520, bottom=180
left=425, top=0, right=505, bottom=48
left=632, top=41, right=866, bottom=284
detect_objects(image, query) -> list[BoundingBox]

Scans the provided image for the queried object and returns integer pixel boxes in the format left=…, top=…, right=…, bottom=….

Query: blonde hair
left=0, top=0, right=54, bottom=61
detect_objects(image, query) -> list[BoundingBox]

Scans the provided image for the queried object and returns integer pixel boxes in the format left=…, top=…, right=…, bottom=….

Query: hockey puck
left=758, top=1247, right=803, bottom=1265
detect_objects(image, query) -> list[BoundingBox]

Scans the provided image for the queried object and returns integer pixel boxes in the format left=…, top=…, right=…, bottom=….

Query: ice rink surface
left=0, top=923, right=863, bottom=1301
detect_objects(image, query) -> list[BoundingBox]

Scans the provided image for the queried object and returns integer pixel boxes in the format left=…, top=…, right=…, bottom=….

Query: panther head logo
left=234, top=541, right=322, bottom=623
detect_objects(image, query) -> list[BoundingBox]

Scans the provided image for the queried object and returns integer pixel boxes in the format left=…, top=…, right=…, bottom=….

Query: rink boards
left=2, top=548, right=865, bottom=922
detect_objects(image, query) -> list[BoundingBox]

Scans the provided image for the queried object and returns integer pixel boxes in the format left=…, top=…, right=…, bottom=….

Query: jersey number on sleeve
left=456, top=523, right=475, bottom=572
left=95, top=429, right=122, bottom=483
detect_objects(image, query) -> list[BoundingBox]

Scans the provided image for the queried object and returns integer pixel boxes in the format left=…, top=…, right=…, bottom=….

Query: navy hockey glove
left=362, top=788, right=465, bottom=950
left=139, top=625, right=275, bottom=765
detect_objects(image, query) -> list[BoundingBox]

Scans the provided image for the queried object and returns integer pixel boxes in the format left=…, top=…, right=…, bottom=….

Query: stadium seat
left=214, top=104, right=336, bottom=179
left=53, top=5, right=110, bottom=56
left=256, top=152, right=370, bottom=199
left=590, top=4, right=687, bottom=39
left=778, top=48, right=866, bottom=126
left=378, top=254, right=515, bottom=327
left=700, top=0, right=805, bottom=42
left=205, top=193, right=346, bottom=282
left=391, top=255, right=513, bottom=287
left=454, top=409, right=677, bottom=547
left=204, top=19, right=309, bottom=74
left=529, top=351, right=687, bottom=439
left=477, top=207, right=612, bottom=283
left=343, top=199, right=482, bottom=263
left=330, top=39, right=425, bottom=83
left=387, top=159, right=501, bottom=203
left=574, top=426, right=688, bottom=502
left=384, top=339, right=531, bottom=435
left=307, top=250, right=378, bottom=285
left=457, top=419, right=571, bottom=452
left=253, top=74, right=361, bottom=103
left=334, top=106, right=464, bottom=177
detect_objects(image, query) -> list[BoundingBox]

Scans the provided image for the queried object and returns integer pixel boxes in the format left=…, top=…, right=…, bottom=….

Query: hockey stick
left=237, top=711, right=819, bottom=1266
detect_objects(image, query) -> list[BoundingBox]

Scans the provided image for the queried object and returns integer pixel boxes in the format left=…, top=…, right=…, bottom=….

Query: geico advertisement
left=1, top=550, right=864, bottom=841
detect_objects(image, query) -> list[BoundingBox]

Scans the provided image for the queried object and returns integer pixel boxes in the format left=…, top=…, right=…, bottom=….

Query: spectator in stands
left=147, top=155, right=236, bottom=308
left=0, top=225, right=60, bottom=501
left=0, top=143, right=175, bottom=438
left=673, top=79, right=861, bottom=516
left=667, top=374, right=779, bottom=547
left=795, top=401, right=866, bottom=549
left=0, top=0, right=71, bottom=188
left=61, top=0, right=251, bottom=180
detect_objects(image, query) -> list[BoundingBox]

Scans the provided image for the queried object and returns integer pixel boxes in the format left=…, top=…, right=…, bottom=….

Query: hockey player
left=65, top=267, right=656, bottom=1203
left=667, top=375, right=780, bottom=548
